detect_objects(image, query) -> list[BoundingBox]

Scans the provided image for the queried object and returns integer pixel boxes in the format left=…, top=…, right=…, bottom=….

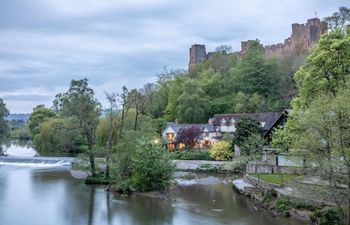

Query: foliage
left=176, top=80, right=209, bottom=123
left=0, top=99, right=9, bottom=137
left=34, top=118, right=83, bottom=155
left=232, top=116, right=262, bottom=146
left=176, top=126, right=201, bottom=148
left=0, top=99, right=9, bottom=155
left=28, top=105, right=57, bottom=136
left=311, top=207, right=341, bottom=225
left=239, top=133, right=265, bottom=157
left=271, top=126, right=293, bottom=152
left=279, top=26, right=350, bottom=225
left=209, top=141, right=232, bottom=161
left=169, top=149, right=211, bottom=160
left=276, top=198, right=292, bottom=212
left=323, top=6, right=350, bottom=31
left=53, top=78, right=102, bottom=176
left=131, top=138, right=175, bottom=192
left=10, top=127, right=32, bottom=140
left=292, top=29, right=350, bottom=110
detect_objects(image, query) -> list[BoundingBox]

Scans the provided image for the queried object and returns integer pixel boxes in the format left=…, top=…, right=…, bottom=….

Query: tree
left=131, top=138, right=175, bottom=192
left=34, top=117, right=83, bottom=155
left=232, top=116, right=263, bottom=147
left=128, top=89, right=143, bottom=131
left=323, top=6, right=350, bottom=31
left=105, top=92, right=116, bottom=178
left=176, top=126, right=201, bottom=149
left=215, top=44, right=233, bottom=53
left=117, top=86, right=130, bottom=139
left=292, top=29, right=350, bottom=110
left=294, top=85, right=350, bottom=225
left=232, top=40, right=281, bottom=99
left=0, top=99, right=9, bottom=137
left=176, top=80, right=209, bottom=123
left=53, top=78, right=102, bottom=177
left=0, top=99, right=9, bottom=155
left=28, top=105, right=58, bottom=136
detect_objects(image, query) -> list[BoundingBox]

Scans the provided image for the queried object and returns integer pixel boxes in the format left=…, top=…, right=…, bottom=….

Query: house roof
left=167, top=122, right=215, bottom=133
left=209, top=112, right=283, bottom=131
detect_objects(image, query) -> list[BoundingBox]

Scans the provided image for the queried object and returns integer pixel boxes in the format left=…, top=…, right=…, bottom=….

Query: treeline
left=142, top=40, right=307, bottom=124
left=27, top=78, right=174, bottom=192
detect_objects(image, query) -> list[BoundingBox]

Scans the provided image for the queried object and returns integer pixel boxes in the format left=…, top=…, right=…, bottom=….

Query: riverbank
left=173, top=159, right=247, bottom=173
left=232, top=174, right=341, bottom=225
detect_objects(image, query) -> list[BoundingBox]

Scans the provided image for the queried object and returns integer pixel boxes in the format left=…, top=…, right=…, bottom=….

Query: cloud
left=0, top=0, right=347, bottom=113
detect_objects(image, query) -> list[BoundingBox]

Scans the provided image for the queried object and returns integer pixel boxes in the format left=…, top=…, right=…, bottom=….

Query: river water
left=0, top=144, right=309, bottom=225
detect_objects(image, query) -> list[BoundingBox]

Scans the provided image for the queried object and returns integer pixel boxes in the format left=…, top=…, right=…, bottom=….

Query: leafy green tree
left=131, top=138, right=175, bottom=192
left=0, top=99, right=9, bottom=155
left=28, top=105, right=58, bottom=136
left=292, top=29, right=350, bottom=110
left=164, top=75, right=187, bottom=121
left=233, top=92, right=264, bottom=113
left=232, top=40, right=281, bottom=100
left=34, top=117, right=83, bottom=155
left=0, top=99, right=9, bottom=138
left=232, top=116, right=262, bottom=147
left=240, top=133, right=266, bottom=157
left=53, top=78, right=102, bottom=176
left=176, top=80, right=209, bottom=123
left=293, top=85, right=350, bottom=225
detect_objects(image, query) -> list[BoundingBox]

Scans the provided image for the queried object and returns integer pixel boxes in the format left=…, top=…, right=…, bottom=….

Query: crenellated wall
left=188, top=18, right=326, bottom=73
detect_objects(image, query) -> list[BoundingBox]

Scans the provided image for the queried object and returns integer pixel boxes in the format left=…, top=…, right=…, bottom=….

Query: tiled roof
left=167, top=122, right=215, bottom=133
left=209, top=112, right=283, bottom=131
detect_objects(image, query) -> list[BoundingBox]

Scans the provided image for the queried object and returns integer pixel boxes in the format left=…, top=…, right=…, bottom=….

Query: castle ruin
left=188, top=18, right=325, bottom=73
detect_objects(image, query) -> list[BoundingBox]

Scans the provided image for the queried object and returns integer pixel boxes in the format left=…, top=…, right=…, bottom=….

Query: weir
left=0, top=156, right=76, bottom=167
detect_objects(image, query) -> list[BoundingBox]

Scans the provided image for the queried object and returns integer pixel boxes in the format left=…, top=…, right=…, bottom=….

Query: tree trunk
left=89, top=146, right=96, bottom=177
left=134, top=107, right=139, bottom=131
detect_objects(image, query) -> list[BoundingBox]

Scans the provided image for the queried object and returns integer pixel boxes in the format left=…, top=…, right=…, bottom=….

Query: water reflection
left=0, top=165, right=309, bottom=225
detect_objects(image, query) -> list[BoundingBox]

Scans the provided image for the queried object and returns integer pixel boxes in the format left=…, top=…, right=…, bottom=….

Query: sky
left=0, top=0, right=348, bottom=113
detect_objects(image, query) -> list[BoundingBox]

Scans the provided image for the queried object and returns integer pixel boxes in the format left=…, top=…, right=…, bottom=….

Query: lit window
left=166, top=133, right=174, bottom=141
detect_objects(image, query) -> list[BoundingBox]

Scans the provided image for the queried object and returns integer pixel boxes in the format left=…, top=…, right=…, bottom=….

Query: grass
left=249, top=173, right=300, bottom=185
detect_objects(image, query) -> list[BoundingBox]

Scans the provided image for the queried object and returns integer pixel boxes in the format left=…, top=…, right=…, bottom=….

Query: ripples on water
left=0, top=144, right=309, bottom=225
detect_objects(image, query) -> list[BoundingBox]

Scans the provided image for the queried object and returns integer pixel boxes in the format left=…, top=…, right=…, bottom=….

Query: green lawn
left=249, top=173, right=300, bottom=185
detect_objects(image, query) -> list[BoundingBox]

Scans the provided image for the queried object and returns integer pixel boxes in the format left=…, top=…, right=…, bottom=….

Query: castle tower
left=188, top=44, right=207, bottom=74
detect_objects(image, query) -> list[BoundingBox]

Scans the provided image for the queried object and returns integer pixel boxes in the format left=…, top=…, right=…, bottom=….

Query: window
left=167, top=144, right=175, bottom=151
left=179, top=143, right=186, bottom=150
left=166, top=133, right=174, bottom=141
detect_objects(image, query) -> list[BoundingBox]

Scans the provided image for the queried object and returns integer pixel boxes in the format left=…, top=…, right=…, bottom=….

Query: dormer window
left=260, top=122, right=266, bottom=127
left=208, top=118, right=213, bottom=124
left=230, top=118, right=236, bottom=125
left=220, top=119, right=226, bottom=125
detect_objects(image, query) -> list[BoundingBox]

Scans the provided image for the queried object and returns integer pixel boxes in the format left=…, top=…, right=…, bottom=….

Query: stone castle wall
left=188, top=18, right=325, bottom=73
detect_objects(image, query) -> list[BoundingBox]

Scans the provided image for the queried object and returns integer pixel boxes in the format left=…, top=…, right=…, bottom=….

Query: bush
left=276, top=198, right=292, bottom=212
left=169, top=149, right=211, bottom=160
left=209, top=141, right=232, bottom=161
left=131, top=138, right=175, bottom=192
left=310, top=207, right=340, bottom=225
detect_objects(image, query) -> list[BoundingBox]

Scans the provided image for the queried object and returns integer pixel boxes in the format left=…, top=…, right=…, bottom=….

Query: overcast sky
left=0, top=0, right=347, bottom=113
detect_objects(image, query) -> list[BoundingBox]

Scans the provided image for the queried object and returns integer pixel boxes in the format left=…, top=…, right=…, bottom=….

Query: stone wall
left=246, top=163, right=304, bottom=174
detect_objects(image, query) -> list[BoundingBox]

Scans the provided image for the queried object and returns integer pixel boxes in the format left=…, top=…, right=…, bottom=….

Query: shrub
left=131, top=138, right=175, bottom=192
left=276, top=198, right=292, bottom=212
left=169, top=149, right=211, bottom=160
left=311, top=207, right=340, bottom=225
left=209, top=141, right=232, bottom=161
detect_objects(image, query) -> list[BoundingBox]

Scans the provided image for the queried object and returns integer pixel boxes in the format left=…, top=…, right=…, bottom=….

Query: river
left=0, top=143, right=309, bottom=225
